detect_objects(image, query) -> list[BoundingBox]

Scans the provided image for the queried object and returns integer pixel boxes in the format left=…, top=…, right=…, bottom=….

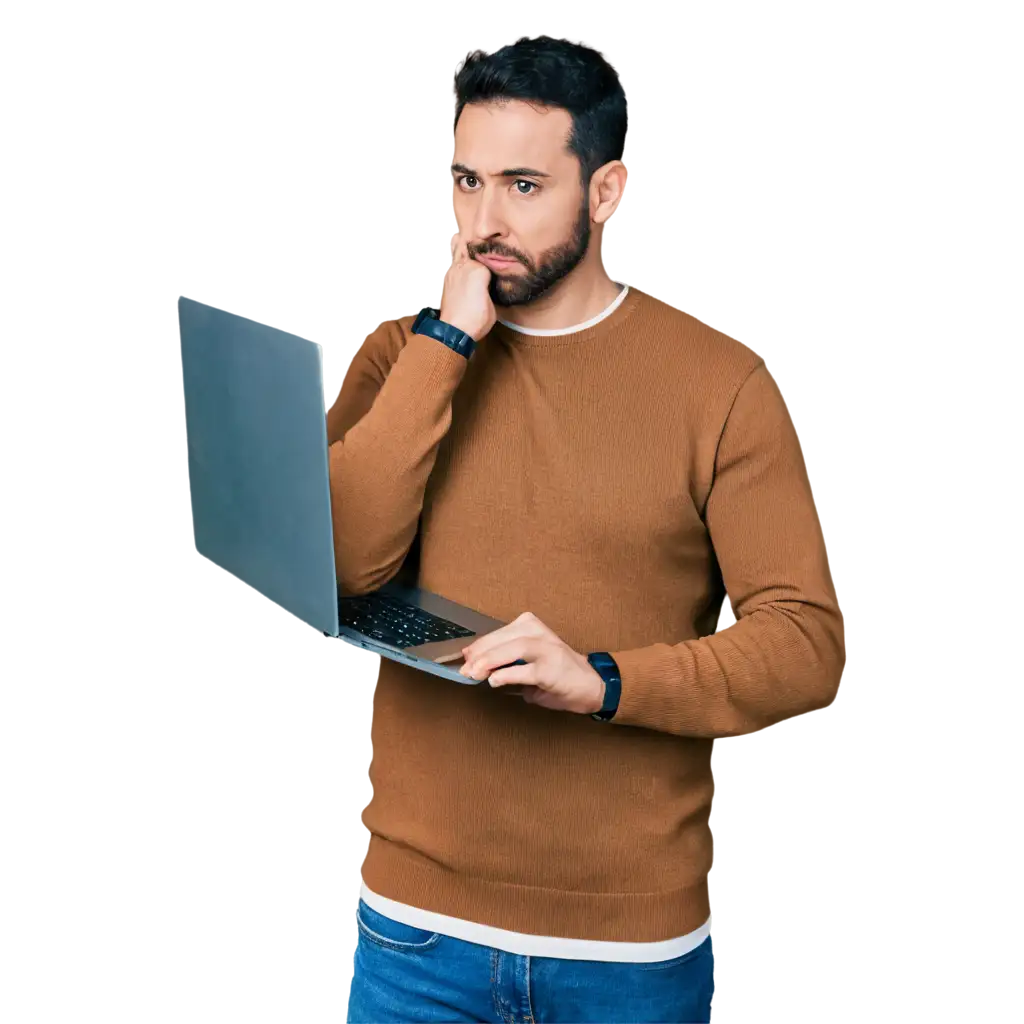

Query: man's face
left=452, top=100, right=591, bottom=309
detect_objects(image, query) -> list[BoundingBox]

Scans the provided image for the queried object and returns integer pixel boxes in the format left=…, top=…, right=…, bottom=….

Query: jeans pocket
left=356, top=899, right=443, bottom=953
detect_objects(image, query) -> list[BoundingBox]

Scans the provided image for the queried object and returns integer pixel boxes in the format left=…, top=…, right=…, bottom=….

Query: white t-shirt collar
left=496, top=283, right=629, bottom=336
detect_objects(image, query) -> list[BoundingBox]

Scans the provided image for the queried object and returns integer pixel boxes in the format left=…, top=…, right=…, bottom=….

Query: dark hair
left=453, top=35, right=628, bottom=192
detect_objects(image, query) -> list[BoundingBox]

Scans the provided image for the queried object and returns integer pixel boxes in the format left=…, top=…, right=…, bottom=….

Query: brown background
left=2, top=8, right=1024, bottom=1024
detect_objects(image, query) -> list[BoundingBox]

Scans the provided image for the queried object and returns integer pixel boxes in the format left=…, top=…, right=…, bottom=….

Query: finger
left=461, top=625, right=513, bottom=666
left=462, top=615, right=539, bottom=664
left=452, top=233, right=468, bottom=264
left=440, top=233, right=456, bottom=296
left=464, top=655, right=528, bottom=679
left=465, top=639, right=537, bottom=680
left=450, top=233, right=460, bottom=259
left=486, top=660, right=536, bottom=689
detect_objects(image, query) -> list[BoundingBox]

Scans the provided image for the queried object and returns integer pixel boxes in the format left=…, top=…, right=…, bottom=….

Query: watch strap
left=411, top=306, right=477, bottom=360
left=587, top=651, right=622, bottom=721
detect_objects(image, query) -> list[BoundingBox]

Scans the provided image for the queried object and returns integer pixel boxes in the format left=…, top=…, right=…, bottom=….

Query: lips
left=478, top=253, right=519, bottom=268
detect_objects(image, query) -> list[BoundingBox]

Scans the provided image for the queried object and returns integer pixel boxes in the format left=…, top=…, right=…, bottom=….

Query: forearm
left=328, top=328, right=470, bottom=594
left=608, top=598, right=845, bottom=737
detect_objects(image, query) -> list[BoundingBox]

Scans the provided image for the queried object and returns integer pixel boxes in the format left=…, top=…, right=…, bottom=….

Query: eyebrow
left=451, top=162, right=551, bottom=179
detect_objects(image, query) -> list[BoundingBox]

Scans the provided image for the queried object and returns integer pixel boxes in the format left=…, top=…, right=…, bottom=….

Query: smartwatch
left=411, top=307, right=477, bottom=360
left=587, top=652, right=622, bottom=722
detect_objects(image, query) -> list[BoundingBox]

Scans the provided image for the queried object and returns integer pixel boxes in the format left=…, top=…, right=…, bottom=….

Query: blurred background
left=1, top=1, right=1020, bottom=1020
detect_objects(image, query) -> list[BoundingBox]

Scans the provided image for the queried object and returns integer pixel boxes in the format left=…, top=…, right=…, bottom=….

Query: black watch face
left=411, top=301, right=436, bottom=325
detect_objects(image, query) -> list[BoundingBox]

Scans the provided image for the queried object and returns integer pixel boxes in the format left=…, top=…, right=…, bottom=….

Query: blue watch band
left=411, top=306, right=477, bottom=359
left=586, top=651, right=622, bottom=721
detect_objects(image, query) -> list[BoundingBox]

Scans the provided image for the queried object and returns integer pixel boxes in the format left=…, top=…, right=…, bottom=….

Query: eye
left=456, top=175, right=540, bottom=196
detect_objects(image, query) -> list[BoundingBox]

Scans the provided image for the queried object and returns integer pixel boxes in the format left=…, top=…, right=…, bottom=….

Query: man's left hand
left=458, top=612, right=605, bottom=715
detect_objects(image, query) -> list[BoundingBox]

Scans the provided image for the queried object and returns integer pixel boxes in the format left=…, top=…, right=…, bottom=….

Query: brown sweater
left=325, top=284, right=845, bottom=942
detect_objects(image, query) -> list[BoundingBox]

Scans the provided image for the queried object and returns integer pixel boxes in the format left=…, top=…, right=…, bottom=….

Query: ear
left=591, top=160, right=627, bottom=225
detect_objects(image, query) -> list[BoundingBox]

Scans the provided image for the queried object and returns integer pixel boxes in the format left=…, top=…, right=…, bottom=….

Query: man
left=328, top=33, right=844, bottom=1024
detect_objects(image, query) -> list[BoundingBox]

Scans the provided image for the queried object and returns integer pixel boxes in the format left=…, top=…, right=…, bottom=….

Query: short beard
left=468, top=193, right=589, bottom=309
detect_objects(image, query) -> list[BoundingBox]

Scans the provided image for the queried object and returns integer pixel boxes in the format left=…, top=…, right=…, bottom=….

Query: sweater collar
left=492, top=283, right=642, bottom=349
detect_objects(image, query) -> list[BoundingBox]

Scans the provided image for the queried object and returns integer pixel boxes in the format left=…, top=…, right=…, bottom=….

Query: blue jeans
left=347, top=898, right=714, bottom=1023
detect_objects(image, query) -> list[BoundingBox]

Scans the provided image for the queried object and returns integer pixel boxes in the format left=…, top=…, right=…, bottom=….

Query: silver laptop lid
left=177, top=296, right=340, bottom=636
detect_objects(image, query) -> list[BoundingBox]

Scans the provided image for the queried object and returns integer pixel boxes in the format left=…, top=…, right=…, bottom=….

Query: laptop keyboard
left=337, top=591, right=476, bottom=649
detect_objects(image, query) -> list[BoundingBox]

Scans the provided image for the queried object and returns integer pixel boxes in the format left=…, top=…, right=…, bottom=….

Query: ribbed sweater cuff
left=606, top=643, right=745, bottom=741
left=606, top=643, right=685, bottom=733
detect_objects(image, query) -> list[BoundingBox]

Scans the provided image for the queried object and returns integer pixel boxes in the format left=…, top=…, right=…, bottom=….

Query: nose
left=469, top=192, right=510, bottom=247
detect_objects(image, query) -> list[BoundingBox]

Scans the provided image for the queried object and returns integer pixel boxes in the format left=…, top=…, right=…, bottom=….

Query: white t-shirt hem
left=359, top=880, right=711, bottom=963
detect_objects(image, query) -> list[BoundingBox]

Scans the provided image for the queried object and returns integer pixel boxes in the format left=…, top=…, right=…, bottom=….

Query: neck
left=496, top=252, right=622, bottom=332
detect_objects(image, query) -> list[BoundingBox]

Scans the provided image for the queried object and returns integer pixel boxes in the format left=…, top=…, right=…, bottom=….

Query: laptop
left=177, top=295, right=527, bottom=685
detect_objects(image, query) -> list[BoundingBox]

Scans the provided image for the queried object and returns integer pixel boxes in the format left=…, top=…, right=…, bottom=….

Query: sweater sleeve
left=607, top=361, right=845, bottom=738
left=325, top=322, right=470, bottom=595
